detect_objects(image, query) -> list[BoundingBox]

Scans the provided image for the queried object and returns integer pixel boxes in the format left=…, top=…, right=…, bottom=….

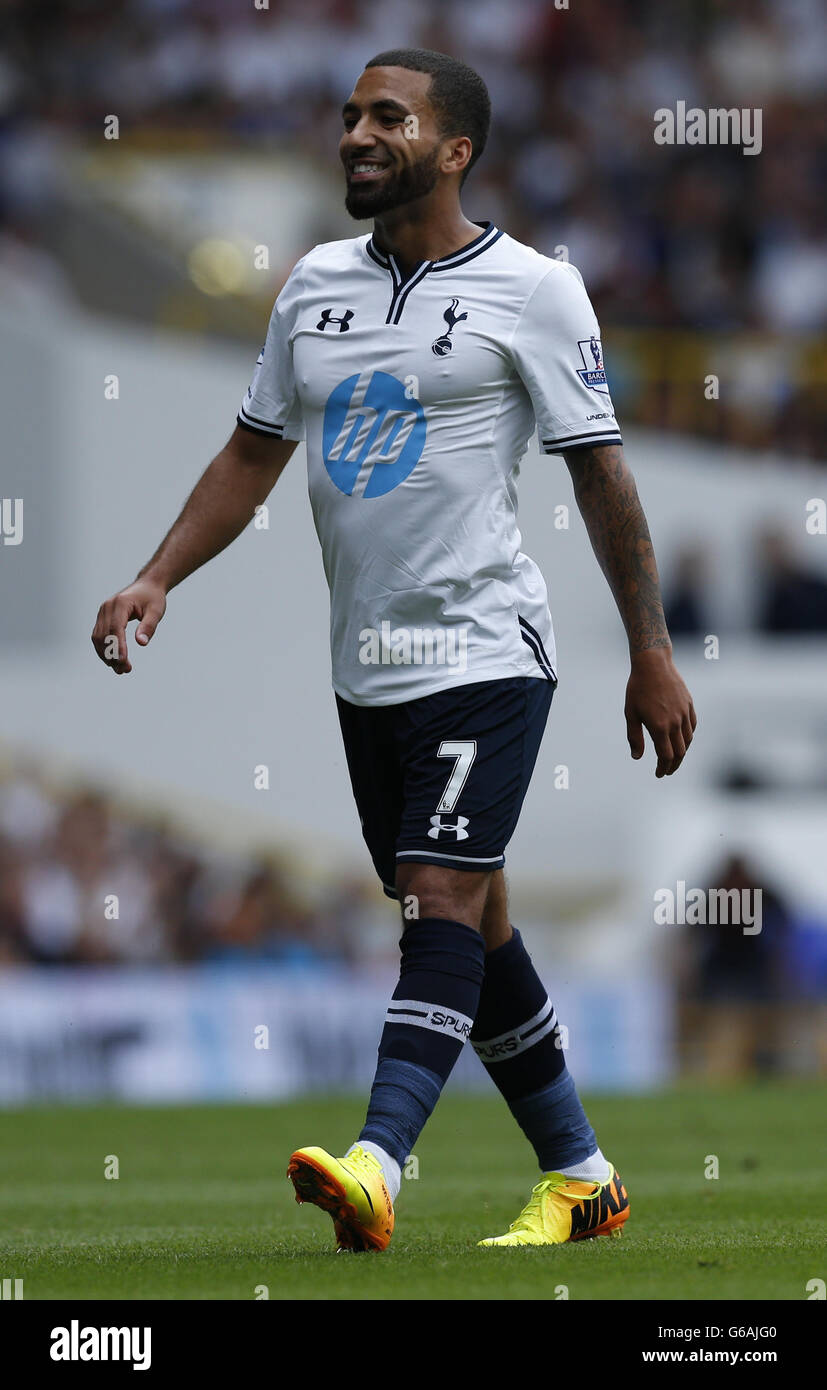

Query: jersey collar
left=365, top=220, right=502, bottom=275
left=364, top=221, right=503, bottom=325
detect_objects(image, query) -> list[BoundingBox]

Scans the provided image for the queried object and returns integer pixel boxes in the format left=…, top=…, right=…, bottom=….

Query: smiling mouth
left=348, top=162, right=391, bottom=182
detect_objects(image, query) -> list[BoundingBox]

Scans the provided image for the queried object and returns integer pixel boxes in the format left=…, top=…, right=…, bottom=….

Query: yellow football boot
left=287, top=1144, right=395, bottom=1252
left=478, top=1164, right=629, bottom=1246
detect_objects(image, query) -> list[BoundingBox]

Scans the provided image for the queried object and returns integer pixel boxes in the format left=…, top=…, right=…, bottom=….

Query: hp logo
left=322, top=371, right=427, bottom=498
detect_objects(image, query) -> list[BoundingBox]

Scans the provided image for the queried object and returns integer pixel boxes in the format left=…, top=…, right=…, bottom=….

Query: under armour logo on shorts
left=427, top=815, right=470, bottom=840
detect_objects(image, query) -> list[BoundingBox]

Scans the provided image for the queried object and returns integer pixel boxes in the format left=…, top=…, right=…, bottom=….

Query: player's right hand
left=91, top=578, right=167, bottom=675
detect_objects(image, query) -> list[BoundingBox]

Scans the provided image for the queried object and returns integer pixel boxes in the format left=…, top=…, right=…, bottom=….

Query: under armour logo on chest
left=317, top=308, right=355, bottom=332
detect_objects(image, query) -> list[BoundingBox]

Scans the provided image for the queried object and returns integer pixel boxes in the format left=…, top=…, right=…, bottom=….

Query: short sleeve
left=509, top=262, right=623, bottom=454
left=238, top=255, right=308, bottom=440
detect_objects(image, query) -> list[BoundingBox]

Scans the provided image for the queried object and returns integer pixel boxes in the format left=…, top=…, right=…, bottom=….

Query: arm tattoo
left=563, top=443, right=670, bottom=654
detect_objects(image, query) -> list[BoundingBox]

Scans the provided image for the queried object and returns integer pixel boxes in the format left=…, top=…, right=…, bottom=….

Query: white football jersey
left=239, top=221, right=622, bottom=706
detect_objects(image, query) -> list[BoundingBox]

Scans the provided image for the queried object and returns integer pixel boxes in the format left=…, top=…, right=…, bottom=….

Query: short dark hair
left=364, top=48, right=491, bottom=185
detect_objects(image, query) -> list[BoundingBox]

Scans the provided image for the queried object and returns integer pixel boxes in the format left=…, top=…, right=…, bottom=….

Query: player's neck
left=371, top=206, right=482, bottom=278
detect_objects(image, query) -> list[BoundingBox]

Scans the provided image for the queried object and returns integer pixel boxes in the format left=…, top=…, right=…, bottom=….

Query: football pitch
left=2, top=1082, right=823, bottom=1301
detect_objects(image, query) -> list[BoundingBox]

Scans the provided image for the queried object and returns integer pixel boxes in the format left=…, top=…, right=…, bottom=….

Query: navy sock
left=360, top=917, right=485, bottom=1167
left=470, top=927, right=597, bottom=1171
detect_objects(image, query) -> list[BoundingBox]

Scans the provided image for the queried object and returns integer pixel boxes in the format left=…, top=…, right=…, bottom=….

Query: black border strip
left=237, top=413, right=285, bottom=438
left=542, top=431, right=623, bottom=451
left=519, top=621, right=556, bottom=682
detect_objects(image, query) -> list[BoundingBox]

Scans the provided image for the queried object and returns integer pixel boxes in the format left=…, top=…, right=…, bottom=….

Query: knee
left=395, top=863, right=490, bottom=930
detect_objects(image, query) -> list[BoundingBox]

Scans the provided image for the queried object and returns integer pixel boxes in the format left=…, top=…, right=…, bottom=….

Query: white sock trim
left=556, top=1148, right=611, bottom=1183
left=348, top=1141, right=402, bottom=1202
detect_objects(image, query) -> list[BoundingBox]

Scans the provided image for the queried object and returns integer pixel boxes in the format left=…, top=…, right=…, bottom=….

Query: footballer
left=92, top=50, right=696, bottom=1251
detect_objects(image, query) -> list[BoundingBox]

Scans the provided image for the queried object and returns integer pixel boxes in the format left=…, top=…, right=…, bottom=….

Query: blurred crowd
left=0, top=0, right=825, bottom=455
left=0, top=762, right=386, bottom=967
left=3, top=0, right=826, bottom=332
left=664, top=523, right=827, bottom=639
left=674, top=851, right=827, bottom=1076
left=2, top=761, right=824, bottom=1079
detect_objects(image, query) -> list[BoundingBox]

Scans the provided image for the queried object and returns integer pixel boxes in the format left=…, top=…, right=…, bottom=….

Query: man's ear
left=442, top=136, right=473, bottom=178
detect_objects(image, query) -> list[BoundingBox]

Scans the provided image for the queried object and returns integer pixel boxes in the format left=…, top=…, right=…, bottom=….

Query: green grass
left=1, top=1083, right=823, bottom=1300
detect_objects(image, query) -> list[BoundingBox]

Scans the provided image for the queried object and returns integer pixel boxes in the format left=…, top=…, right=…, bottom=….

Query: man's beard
left=344, top=147, right=442, bottom=219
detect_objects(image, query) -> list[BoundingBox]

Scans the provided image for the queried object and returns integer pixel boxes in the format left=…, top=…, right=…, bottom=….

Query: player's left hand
left=624, top=648, right=697, bottom=778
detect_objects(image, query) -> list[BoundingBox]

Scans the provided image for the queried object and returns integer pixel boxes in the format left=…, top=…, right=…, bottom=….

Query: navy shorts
left=336, top=676, right=555, bottom=898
